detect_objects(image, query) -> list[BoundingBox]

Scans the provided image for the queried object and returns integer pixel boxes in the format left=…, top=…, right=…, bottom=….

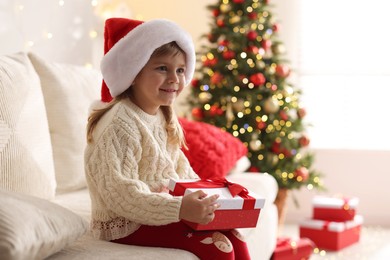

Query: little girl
left=85, top=17, right=251, bottom=260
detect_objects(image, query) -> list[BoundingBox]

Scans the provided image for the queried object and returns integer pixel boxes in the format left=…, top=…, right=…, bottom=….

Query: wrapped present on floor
left=168, top=178, right=265, bottom=231
left=299, top=215, right=363, bottom=251
left=312, top=196, right=359, bottom=222
left=271, top=237, right=316, bottom=260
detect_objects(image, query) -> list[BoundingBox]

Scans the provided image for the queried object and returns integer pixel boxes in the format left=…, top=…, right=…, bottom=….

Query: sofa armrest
left=227, top=172, right=278, bottom=260
left=227, top=172, right=278, bottom=204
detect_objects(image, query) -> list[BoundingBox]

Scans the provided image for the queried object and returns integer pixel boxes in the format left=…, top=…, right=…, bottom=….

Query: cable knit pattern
left=84, top=99, right=198, bottom=241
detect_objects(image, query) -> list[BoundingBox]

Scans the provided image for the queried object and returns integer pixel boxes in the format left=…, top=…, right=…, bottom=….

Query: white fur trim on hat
left=101, top=19, right=196, bottom=98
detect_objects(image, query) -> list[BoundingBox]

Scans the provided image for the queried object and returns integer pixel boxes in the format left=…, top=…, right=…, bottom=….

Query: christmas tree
left=187, top=0, right=323, bottom=192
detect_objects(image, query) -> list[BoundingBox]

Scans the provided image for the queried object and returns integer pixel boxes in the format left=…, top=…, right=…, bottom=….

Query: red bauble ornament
left=191, top=79, right=199, bottom=88
left=299, top=134, right=310, bottom=147
left=212, top=9, right=220, bottom=17
left=282, top=148, right=292, bottom=157
left=271, top=142, right=291, bottom=157
left=279, top=110, right=288, bottom=121
left=248, top=166, right=260, bottom=173
left=272, top=23, right=280, bottom=32
left=295, top=167, right=309, bottom=182
left=222, top=50, right=235, bottom=60
left=257, top=121, right=266, bottom=130
left=271, top=141, right=280, bottom=153
left=275, top=64, right=291, bottom=78
left=261, top=39, right=272, bottom=50
left=191, top=108, right=204, bottom=120
left=218, top=39, right=229, bottom=46
left=208, top=33, right=217, bottom=43
left=209, top=105, right=224, bottom=116
left=297, top=108, right=307, bottom=118
left=247, top=30, right=258, bottom=41
left=210, top=72, right=223, bottom=85
left=249, top=73, right=266, bottom=86
left=247, top=45, right=259, bottom=54
left=203, top=57, right=218, bottom=67
left=248, top=12, right=257, bottom=20
left=233, top=0, right=245, bottom=3
left=217, top=18, right=225, bottom=27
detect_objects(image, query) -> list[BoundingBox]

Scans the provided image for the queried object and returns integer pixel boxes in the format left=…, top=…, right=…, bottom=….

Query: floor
left=281, top=224, right=390, bottom=259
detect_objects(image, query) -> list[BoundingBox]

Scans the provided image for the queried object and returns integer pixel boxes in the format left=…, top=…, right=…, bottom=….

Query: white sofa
left=0, top=52, right=278, bottom=260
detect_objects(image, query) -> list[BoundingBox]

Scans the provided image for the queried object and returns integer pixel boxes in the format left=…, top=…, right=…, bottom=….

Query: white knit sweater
left=84, top=99, right=198, bottom=241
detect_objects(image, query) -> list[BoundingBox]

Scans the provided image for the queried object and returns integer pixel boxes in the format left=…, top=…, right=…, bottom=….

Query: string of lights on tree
left=187, top=0, right=323, bottom=191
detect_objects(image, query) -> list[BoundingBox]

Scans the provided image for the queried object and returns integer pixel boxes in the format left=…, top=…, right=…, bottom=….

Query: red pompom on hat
left=100, top=18, right=196, bottom=103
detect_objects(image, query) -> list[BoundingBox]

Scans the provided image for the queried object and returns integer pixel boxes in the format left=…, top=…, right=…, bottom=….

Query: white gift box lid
left=300, top=215, right=364, bottom=232
left=312, top=195, right=359, bottom=209
left=168, top=179, right=265, bottom=210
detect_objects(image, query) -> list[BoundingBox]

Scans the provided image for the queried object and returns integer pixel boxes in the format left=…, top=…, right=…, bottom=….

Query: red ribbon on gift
left=205, top=178, right=249, bottom=197
left=277, top=237, right=292, bottom=247
left=276, top=237, right=298, bottom=255
left=172, top=178, right=255, bottom=210
left=322, top=221, right=331, bottom=231
left=342, top=197, right=350, bottom=210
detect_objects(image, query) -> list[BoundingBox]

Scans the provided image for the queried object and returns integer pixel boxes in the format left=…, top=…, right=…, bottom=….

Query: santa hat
left=100, top=18, right=196, bottom=103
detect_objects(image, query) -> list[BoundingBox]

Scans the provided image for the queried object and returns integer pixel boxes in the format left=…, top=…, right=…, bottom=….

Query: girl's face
left=130, top=51, right=187, bottom=115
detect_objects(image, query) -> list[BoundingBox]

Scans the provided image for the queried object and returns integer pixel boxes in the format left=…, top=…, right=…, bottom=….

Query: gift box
left=270, top=237, right=315, bottom=260
left=168, top=178, right=265, bottom=231
left=299, top=215, right=363, bottom=251
left=312, top=196, right=359, bottom=222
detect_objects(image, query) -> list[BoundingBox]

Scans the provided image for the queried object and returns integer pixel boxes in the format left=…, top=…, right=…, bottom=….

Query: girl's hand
left=179, top=190, right=220, bottom=224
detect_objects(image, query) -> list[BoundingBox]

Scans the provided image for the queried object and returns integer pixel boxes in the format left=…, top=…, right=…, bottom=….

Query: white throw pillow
left=229, top=156, right=251, bottom=174
left=0, top=188, right=89, bottom=260
left=0, top=52, right=56, bottom=199
left=28, top=53, right=101, bottom=192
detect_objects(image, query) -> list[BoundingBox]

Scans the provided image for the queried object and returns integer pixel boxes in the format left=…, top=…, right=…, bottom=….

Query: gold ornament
left=232, top=98, right=245, bottom=112
left=264, top=97, right=280, bottom=113
left=272, top=43, right=286, bottom=55
left=220, top=4, right=231, bottom=13
left=249, top=134, right=261, bottom=151
left=230, top=15, right=241, bottom=24
left=256, top=60, right=265, bottom=69
left=198, top=92, right=212, bottom=103
left=267, top=154, right=279, bottom=166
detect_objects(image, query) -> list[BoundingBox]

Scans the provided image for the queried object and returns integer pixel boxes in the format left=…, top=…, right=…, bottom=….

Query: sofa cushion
left=0, top=188, right=89, bottom=260
left=178, top=118, right=248, bottom=179
left=0, top=52, right=56, bottom=199
left=28, top=53, right=101, bottom=192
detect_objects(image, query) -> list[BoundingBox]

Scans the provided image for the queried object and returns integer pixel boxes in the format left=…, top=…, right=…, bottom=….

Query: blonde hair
left=86, top=42, right=186, bottom=148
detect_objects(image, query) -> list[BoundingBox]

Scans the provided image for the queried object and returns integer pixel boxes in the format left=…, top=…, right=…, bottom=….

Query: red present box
left=312, top=196, right=359, bottom=222
left=271, top=237, right=315, bottom=260
left=168, top=178, right=265, bottom=231
left=299, top=215, right=363, bottom=251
